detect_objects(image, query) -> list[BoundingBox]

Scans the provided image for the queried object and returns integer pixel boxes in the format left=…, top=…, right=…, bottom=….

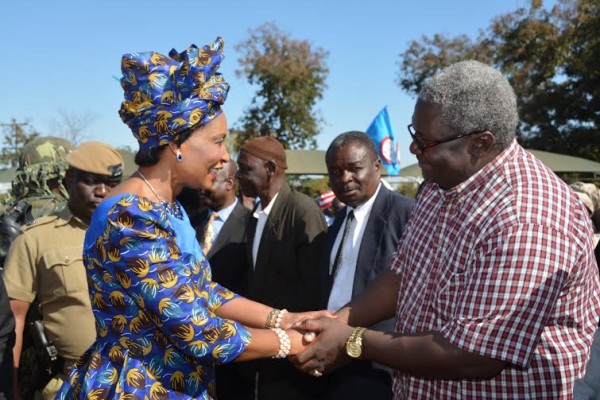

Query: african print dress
left=56, top=194, right=251, bottom=399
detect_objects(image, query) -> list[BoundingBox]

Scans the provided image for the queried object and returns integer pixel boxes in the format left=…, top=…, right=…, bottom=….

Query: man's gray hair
left=418, top=60, right=518, bottom=148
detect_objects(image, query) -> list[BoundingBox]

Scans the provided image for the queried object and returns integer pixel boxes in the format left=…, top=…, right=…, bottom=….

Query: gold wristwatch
left=345, top=327, right=367, bottom=358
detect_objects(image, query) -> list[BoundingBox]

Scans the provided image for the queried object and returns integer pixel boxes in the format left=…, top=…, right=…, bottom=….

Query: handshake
left=277, top=309, right=365, bottom=378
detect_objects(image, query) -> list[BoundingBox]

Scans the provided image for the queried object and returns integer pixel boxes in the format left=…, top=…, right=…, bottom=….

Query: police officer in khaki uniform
left=3, top=141, right=124, bottom=400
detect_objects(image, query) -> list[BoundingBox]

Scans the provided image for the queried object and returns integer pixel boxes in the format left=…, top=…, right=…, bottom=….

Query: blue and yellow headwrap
left=118, top=37, right=229, bottom=151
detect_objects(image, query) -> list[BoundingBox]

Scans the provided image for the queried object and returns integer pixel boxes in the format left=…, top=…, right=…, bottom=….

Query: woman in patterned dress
left=56, top=37, right=328, bottom=399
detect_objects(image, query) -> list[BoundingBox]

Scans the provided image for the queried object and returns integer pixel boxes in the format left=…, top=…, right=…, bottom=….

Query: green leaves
left=234, top=22, right=329, bottom=151
left=397, top=0, right=600, bottom=162
left=0, top=119, right=39, bottom=168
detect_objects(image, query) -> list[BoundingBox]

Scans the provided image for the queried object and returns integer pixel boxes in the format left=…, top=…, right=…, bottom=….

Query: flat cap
left=240, top=136, right=287, bottom=169
left=66, top=141, right=125, bottom=179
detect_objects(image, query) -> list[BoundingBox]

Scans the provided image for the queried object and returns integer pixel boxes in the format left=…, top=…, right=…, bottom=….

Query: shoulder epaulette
left=20, top=214, right=60, bottom=232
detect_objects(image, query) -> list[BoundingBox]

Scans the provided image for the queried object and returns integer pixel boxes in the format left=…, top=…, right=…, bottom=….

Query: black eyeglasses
left=407, top=124, right=484, bottom=151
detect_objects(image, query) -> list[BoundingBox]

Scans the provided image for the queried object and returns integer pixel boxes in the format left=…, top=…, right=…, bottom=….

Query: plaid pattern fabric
left=391, top=141, right=600, bottom=399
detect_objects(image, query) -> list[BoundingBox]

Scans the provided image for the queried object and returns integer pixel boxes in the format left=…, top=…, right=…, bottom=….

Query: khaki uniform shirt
left=3, top=207, right=96, bottom=360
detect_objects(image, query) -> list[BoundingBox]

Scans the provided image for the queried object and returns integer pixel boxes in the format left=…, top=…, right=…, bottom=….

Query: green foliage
left=1, top=119, right=39, bottom=168
left=395, top=182, right=421, bottom=199
left=287, top=176, right=330, bottom=199
left=397, top=0, right=600, bottom=161
left=234, top=22, right=329, bottom=151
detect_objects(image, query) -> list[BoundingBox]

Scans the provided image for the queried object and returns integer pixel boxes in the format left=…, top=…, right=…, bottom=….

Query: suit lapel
left=254, top=184, right=290, bottom=274
left=208, top=202, right=242, bottom=258
left=322, top=208, right=347, bottom=305
left=326, top=209, right=346, bottom=257
left=354, top=187, right=390, bottom=296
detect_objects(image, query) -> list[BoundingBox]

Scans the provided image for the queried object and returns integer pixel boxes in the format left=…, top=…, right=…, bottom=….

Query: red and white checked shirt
left=391, top=141, right=600, bottom=399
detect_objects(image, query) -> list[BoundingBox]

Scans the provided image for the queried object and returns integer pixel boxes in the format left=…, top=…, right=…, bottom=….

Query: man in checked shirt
left=294, top=60, right=600, bottom=399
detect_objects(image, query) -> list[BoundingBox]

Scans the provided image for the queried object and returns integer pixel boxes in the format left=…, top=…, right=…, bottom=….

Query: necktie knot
left=347, top=210, right=355, bottom=222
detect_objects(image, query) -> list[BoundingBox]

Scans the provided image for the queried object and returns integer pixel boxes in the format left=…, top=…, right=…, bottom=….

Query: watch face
left=346, top=341, right=362, bottom=358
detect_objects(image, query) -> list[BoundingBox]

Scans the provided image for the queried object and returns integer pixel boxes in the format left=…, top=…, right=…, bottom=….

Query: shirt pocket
left=40, top=246, right=86, bottom=296
left=431, top=261, right=467, bottom=321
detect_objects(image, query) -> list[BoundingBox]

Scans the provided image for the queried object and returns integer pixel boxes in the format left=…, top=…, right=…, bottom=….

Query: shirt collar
left=211, top=198, right=237, bottom=222
left=56, top=206, right=88, bottom=228
left=432, top=140, right=520, bottom=199
left=254, top=192, right=280, bottom=219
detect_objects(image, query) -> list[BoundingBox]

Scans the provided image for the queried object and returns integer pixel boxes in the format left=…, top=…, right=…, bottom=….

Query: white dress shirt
left=327, top=183, right=382, bottom=312
left=208, top=198, right=238, bottom=243
left=251, top=192, right=279, bottom=269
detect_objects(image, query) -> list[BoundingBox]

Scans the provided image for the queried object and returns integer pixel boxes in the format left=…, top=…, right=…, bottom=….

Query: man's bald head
left=224, top=159, right=238, bottom=180
left=200, top=160, right=238, bottom=211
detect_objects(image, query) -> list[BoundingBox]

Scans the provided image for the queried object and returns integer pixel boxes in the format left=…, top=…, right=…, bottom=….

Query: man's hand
left=281, top=310, right=337, bottom=330
left=289, top=317, right=355, bottom=376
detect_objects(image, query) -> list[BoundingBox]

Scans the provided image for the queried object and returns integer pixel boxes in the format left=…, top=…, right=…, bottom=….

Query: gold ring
left=312, top=369, right=323, bottom=377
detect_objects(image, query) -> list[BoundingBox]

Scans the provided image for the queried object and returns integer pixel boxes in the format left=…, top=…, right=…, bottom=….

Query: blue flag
left=366, top=106, right=400, bottom=175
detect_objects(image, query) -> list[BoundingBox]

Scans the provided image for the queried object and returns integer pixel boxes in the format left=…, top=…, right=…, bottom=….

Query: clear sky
left=1, top=0, right=534, bottom=169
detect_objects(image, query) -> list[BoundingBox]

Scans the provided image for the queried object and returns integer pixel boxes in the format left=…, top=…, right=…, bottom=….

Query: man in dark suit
left=236, top=136, right=327, bottom=400
left=322, top=131, right=414, bottom=400
left=195, top=160, right=254, bottom=400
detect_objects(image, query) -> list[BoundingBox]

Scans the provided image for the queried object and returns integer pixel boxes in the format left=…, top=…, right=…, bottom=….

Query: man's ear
left=469, top=131, right=495, bottom=158
left=373, top=158, right=382, bottom=174
left=265, top=160, right=277, bottom=176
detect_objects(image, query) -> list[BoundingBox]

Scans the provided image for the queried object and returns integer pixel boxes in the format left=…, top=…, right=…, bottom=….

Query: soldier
left=0, top=136, right=73, bottom=400
left=0, top=136, right=73, bottom=268
left=3, top=141, right=124, bottom=400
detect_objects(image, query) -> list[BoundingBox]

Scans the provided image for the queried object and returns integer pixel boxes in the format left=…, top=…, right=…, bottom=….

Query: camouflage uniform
left=0, top=136, right=73, bottom=400
left=0, top=137, right=73, bottom=266
left=570, top=182, right=600, bottom=217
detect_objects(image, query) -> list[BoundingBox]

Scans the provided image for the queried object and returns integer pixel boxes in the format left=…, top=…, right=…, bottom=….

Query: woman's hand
left=286, top=328, right=317, bottom=356
left=280, top=310, right=337, bottom=330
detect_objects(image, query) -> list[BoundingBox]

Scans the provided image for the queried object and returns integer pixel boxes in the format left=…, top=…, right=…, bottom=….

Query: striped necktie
left=201, top=211, right=218, bottom=256
left=330, top=210, right=354, bottom=279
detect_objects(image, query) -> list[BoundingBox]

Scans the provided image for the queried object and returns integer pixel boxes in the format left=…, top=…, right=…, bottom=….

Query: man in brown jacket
left=237, top=136, right=327, bottom=400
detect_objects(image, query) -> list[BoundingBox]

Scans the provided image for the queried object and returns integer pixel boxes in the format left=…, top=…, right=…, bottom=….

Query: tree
left=234, top=22, right=329, bottom=150
left=50, top=108, right=97, bottom=146
left=0, top=119, right=39, bottom=168
left=397, top=0, right=600, bottom=161
left=289, top=176, right=330, bottom=199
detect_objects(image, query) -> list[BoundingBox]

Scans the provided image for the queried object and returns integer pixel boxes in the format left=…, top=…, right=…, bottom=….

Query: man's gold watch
left=345, top=327, right=367, bottom=358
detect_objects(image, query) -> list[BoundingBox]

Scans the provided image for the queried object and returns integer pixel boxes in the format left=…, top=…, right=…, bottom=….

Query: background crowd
left=0, top=38, right=599, bottom=400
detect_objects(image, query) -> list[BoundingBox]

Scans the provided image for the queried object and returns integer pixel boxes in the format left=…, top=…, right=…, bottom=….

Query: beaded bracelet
left=265, top=308, right=279, bottom=328
left=274, top=309, right=288, bottom=329
left=271, top=328, right=291, bottom=358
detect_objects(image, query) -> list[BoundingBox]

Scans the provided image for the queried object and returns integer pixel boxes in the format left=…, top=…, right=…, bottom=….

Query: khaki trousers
left=35, top=359, right=76, bottom=400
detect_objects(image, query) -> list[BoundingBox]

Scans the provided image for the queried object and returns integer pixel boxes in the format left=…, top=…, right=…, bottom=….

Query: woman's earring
left=176, top=150, right=183, bottom=162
